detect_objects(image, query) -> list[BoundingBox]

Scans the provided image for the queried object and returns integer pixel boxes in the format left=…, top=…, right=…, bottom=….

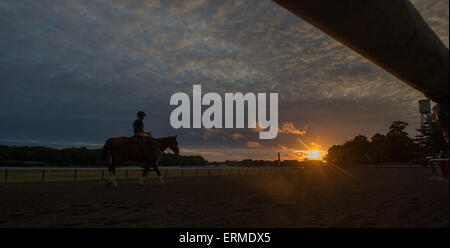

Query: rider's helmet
left=137, top=111, right=146, bottom=117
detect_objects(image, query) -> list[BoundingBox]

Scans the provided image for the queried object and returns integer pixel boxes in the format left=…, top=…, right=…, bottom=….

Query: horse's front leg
left=138, top=165, right=150, bottom=187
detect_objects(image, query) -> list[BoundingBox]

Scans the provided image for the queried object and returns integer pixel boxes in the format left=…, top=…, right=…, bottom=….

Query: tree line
left=209, top=159, right=304, bottom=167
left=0, top=145, right=208, bottom=167
left=325, top=116, right=447, bottom=165
left=0, top=145, right=305, bottom=168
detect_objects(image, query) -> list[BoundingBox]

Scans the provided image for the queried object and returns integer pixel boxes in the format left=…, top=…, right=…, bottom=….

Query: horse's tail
left=102, top=138, right=113, bottom=167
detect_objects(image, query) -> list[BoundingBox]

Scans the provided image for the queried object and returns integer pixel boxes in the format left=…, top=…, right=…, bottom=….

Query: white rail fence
left=0, top=166, right=302, bottom=183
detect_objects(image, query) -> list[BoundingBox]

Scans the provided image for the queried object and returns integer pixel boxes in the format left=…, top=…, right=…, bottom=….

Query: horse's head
left=168, top=135, right=179, bottom=155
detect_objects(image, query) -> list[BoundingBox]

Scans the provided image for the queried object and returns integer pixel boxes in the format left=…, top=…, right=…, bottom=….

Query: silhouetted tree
left=416, top=113, right=448, bottom=158
left=384, top=121, right=417, bottom=162
left=326, top=121, right=419, bottom=165
left=325, top=144, right=345, bottom=165
left=369, top=133, right=387, bottom=163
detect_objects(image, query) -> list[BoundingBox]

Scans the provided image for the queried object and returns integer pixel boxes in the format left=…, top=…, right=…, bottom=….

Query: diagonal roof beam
left=273, top=0, right=449, bottom=142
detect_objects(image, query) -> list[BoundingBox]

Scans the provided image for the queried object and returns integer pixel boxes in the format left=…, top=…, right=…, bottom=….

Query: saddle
left=131, top=135, right=157, bottom=161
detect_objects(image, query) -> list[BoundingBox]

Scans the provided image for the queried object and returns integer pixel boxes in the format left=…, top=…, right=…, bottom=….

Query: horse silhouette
left=102, top=136, right=179, bottom=187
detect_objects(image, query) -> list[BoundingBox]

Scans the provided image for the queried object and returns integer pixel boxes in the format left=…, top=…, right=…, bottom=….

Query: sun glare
left=292, top=148, right=327, bottom=161
left=305, top=150, right=326, bottom=160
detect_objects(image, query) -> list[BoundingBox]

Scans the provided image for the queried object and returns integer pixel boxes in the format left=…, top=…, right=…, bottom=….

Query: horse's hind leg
left=138, top=166, right=150, bottom=187
left=108, top=163, right=118, bottom=187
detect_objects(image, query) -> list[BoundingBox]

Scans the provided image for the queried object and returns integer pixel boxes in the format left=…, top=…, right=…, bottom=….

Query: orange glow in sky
left=300, top=150, right=327, bottom=161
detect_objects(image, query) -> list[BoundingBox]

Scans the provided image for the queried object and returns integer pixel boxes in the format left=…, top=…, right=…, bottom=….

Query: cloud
left=277, top=144, right=288, bottom=150
left=232, top=132, right=244, bottom=140
left=202, top=128, right=221, bottom=140
left=0, top=0, right=447, bottom=161
left=246, top=141, right=263, bottom=148
left=309, top=142, right=322, bottom=150
left=181, top=148, right=225, bottom=158
left=278, top=122, right=306, bottom=135
left=169, top=0, right=207, bottom=15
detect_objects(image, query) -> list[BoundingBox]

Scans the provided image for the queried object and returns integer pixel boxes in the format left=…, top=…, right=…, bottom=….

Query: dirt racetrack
left=0, top=166, right=448, bottom=227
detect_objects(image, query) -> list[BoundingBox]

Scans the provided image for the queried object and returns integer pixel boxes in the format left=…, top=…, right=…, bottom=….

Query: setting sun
left=308, top=150, right=322, bottom=160
left=293, top=149, right=327, bottom=161
left=305, top=150, right=326, bottom=160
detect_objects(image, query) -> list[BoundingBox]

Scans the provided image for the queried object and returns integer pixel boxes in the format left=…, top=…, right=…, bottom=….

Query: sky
left=0, top=0, right=448, bottom=161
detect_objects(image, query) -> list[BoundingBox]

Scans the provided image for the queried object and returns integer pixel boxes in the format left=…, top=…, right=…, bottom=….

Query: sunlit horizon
left=294, top=150, right=327, bottom=161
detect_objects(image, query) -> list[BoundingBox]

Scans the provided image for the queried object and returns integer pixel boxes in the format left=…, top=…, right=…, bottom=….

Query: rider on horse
left=102, top=111, right=179, bottom=187
left=132, top=111, right=155, bottom=160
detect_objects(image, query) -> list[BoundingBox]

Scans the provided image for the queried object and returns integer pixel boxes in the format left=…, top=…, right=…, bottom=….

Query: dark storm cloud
left=0, top=0, right=448, bottom=160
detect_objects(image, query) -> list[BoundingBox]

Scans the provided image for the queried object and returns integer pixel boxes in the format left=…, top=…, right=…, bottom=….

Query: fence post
left=41, top=169, right=45, bottom=183
left=74, top=169, right=77, bottom=183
